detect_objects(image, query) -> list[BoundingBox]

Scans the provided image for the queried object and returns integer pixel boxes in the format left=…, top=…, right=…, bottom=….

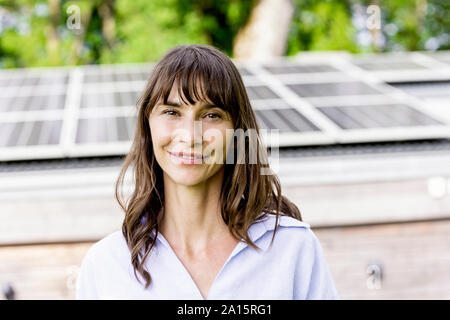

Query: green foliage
left=106, top=0, right=208, bottom=64
left=287, top=0, right=358, bottom=55
left=378, top=0, right=450, bottom=51
left=287, top=0, right=449, bottom=55
left=0, top=0, right=448, bottom=68
left=0, top=0, right=254, bottom=67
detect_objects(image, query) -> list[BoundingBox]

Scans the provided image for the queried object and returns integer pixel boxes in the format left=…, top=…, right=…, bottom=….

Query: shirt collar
left=150, top=213, right=309, bottom=251
left=238, top=213, right=310, bottom=252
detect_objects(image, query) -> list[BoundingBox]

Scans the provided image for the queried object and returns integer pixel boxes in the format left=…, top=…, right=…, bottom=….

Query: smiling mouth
left=167, top=151, right=210, bottom=161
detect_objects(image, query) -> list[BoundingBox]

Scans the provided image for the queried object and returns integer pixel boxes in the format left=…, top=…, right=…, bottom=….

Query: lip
left=167, top=151, right=210, bottom=165
left=168, top=151, right=205, bottom=158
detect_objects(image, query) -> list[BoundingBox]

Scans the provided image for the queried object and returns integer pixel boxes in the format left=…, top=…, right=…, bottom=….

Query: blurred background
left=0, top=0, right=449, bottom=300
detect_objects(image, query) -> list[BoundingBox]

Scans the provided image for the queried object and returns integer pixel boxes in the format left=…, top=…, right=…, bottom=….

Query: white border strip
left=78, top=106, right=137, bottom=118
left=67, top=140, right=132, bottom=157
left=0, top=110, right=65, bottom=122
left=60, top=68, right=83, bottom=156
left=0, top=144, right=65, bottom=161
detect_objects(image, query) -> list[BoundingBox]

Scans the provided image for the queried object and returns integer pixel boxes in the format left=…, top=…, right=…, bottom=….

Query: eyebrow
left=161, top=100, right=219, bottom=109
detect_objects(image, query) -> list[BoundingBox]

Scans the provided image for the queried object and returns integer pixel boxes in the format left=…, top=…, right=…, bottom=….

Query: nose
left=174, top=116, right=203, bottom=147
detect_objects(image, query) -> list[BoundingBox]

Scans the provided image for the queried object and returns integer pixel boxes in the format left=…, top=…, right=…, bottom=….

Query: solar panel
left=350, top=52, right=450, bottom=83
left=0, top=120, right=62, bottom=147
left=248, top=57, right=449, bottom=145
left=286, top=82, right=382, bottom=97
left=317, top=104, right=443, bottom=130
left=390, top=81, right=450, bottom=98
left=76, top=116, right=136, bottom=144
left=80, top=90, right=140, bottom=108
left=0, top=68, right=70, bottom=160
left=246, top=85, right=280, bottom=100
left=39, top=73, right=69, bottom=85
left=76, top=118, right=108, bottom=144
left=354, top=61, right=428, bottom=71
left=264, top=64, right=339, bottom=74
left=0, top=122, right=20, bottom=147
left=0, top=51, right=449, bottom=161
left=423, top=51, right=450, bottom=65
left=116, top=116, right=136, bottom=141
left=84, top=71, right=150, bottom=83
left=351, top=52, right=431, bottom=70
left=238, top=67, right=253, bottom=76
left=0, top=74, right=65, bottom=87
left=0, top=94, right=66, bottom=111
left=255, top=108, right=319, bottom=132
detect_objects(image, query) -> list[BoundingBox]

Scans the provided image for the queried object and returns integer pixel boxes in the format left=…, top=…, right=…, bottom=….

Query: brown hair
left=115, top=44, right=302, bottom=288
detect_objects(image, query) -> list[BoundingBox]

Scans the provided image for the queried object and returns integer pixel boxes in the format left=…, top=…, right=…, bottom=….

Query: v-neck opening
left=156, top=231, right=247, bottom=300
left=202, top=240, right=247, bottom=299
left=151, top=217, right=270, bottom=299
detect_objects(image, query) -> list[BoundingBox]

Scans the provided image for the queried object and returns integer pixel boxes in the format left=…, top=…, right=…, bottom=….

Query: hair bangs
left=150, top=51, right=234, bottom=115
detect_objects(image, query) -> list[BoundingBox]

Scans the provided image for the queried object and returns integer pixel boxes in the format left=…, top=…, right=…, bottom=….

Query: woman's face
left=148, top=84, right=235, bottom=187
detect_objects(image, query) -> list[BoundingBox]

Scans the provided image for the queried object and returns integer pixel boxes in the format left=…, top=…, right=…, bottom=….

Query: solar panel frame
left=0, top=110, right=65, bottom=123
left=246, top=63, right=340, bottom=146
left=0, top=144, right=65, bottom=161
left=245, top=84, right=280, bottom=100
left=325, top=57, right=450, bottom=142
left=390, top=81, right=450, bottom=98
left=80, top=90, right=141, bottom=109
left=67, top=138, right=132, bottom=158
left=78, top=106, right=136, bottom=119
left=237, top=67, right=253, bottom=76
left=250, top=56, right=450, bottom=145
left=0, top=119, right=64, bottom=161
left=306, top=94, right=396, bottom=107
left=0, top=52, right=449, bottom=161
left=268, top=72, right=357, bottom=84
left=0, top=83, right=67, bottom=98
left=353, top=60, right=428, bottom=71
left=410, top=52, right=450, bottom=70
left=317, top=104, right=444, bottom=130
left=349, top=52, right=450, bottom=82
left=256, top=108, right=320, bottom=132
left=251, top=98, right=291, bottom=110
left=255, top=109, right=297, bottom=132
left=286, top=81, right=383, bottom=97
left=0, top=68, right=71, bottom=161
left=426, top=52, right=450, bottom=65
left=61, top=67, right=138, bottom=157
left=263, top=63, right=340, bottom=74
left=365, top=70, right=450, bottom=83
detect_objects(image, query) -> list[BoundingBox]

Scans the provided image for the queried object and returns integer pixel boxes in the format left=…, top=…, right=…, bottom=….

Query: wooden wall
left=316, top=219, right=450, bottom=299
left=1, top=219, right=449, bottom=299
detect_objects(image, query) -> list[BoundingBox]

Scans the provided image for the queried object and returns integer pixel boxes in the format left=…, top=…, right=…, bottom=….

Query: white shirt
left=76, top=214, right=339, bottom=299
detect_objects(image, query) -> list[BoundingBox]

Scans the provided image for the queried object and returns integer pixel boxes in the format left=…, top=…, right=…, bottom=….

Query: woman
left=76, top=44, right=339, bottom=300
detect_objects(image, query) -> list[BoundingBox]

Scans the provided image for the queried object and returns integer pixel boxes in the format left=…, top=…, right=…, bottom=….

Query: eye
left=162, top=109, right=178, bottom=116
left=204, top=113, right=222, bottom=120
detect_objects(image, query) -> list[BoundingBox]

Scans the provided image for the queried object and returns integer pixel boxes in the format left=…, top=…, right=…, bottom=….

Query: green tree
left=287, top=0, right=449, bottom=55
left=287, top=0, right=359, bottom=55
left=0, top=0, right=254, bottom=68
left=0, top=0, right=448, bottom=68
left=378, top=0, right=450, bottom=51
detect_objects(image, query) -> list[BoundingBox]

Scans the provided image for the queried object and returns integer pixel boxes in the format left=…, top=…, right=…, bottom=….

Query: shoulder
left=255, top=214, right=317, bottom=250
left=76, top=230, right=127, bottom=299
left=263, top=214, right=310, bottom=230
left=262, top=214, right=312, bottom=239
left=83, top=230, right=129, bottom=263
left=265, top=214, right=326, bottom=256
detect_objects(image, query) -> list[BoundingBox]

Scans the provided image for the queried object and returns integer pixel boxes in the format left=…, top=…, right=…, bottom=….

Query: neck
left=160, top=169, right=230, bottom=254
